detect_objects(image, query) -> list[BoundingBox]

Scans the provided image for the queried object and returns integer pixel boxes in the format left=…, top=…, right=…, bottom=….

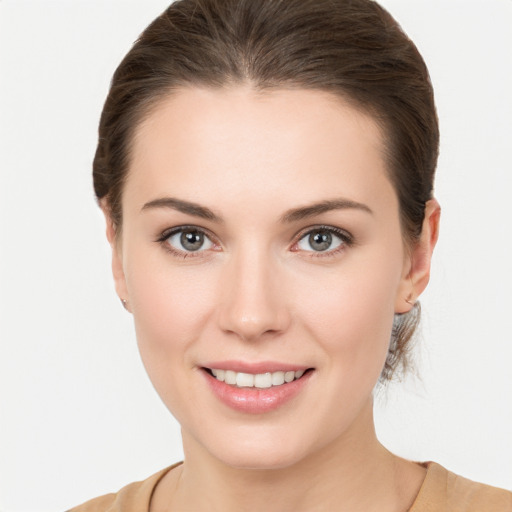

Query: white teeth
left=236, top=372, right=254, bottom=387
left=284, top=371, right=295, bottom=383
left=210, top=368, right=308, bottom=388
left=225, top=370, right=237, bottom=385
left=271, top=371, right=285, bottom=386
left=254, top=373, right=272, bottom=388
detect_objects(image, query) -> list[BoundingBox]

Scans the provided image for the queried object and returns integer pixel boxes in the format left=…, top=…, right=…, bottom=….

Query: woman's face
left=112, top=86, right=417, bottom=469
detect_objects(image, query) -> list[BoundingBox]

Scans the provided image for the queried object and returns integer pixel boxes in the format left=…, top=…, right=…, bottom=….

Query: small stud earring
left=120, top=298, right=129, bottom=311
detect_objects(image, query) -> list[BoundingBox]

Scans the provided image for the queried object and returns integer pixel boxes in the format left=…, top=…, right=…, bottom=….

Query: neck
left=154, top=400, right=425, bottom=512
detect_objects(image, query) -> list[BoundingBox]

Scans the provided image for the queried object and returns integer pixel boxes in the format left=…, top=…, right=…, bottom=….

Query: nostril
left=218, top=309, right=292, bottom=342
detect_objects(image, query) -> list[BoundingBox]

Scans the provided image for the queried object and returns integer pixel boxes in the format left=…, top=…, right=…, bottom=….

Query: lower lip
left=203, top=370, right=313, bottom=414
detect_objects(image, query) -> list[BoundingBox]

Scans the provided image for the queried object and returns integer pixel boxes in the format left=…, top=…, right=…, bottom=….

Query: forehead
left=125, top=86, right=395, bottom=214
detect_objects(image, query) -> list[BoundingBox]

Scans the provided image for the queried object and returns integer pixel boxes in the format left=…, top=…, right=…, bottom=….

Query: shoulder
left=410, top=462, right=512, bottom=512
left=66, top=464, right=180, bottom=512
left=67, top=492, right=117, bottom=512
left=443, top=470, right=512, bottom=511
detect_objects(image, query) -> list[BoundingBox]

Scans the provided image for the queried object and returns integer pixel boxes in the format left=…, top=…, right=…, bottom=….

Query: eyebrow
left=280, top=198, right=373, bottom=223
left=141, top=197, right=222, bottom=222
left=141, top=196, right=372, bottom=224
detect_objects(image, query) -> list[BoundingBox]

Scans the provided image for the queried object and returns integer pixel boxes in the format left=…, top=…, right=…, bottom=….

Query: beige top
left=68, top=462, right=512, bottom=511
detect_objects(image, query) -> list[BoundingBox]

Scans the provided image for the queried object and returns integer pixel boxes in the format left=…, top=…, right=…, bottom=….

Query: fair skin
left=104, top=86, right=440, bottom=512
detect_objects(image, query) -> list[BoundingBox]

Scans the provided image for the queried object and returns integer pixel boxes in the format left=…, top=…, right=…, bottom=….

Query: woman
left=64, top=0, right=511, bottom=510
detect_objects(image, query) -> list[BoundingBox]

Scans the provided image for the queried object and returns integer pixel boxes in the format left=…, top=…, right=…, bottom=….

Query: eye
left=296, top=227, right=349, bottom=253
left=163, top=227, right=214, bottom=253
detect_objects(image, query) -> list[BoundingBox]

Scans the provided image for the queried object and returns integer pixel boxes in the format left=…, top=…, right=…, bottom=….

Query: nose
left=217, top=245, right=291, bottom=341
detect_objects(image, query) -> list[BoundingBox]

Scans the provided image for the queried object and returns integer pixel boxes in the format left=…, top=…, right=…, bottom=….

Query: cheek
left=123, top=247, right=219, bottom=375
left=124, top=255, right=224, bottom=423
left=292, top=252, right=402, bottom=376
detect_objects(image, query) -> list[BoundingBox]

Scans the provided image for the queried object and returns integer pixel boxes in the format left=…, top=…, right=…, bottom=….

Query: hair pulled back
left=93, top=0, right=439, bottom=381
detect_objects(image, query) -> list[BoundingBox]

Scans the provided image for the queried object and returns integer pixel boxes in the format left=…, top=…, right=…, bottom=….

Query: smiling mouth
left=204, top=368, right=313, bottom=389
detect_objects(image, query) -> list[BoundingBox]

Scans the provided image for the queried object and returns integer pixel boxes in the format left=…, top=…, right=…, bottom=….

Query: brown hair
left=93, top=0, right=439, bottom=381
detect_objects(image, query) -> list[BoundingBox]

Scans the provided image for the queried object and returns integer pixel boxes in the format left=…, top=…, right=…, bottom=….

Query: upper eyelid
left=158, top=225, right=217, bottom=242
left=294, top=224, right=353, bottom=242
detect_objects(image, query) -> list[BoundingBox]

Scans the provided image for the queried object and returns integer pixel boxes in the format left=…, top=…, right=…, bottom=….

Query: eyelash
left=156, top=225, right=220, bottom=259
left=292, top=225, right=354, bottom=258
left=156, top=224, right=354, bottom=259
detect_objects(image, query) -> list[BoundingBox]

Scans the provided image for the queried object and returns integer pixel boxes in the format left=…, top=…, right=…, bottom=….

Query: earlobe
left=100, top=202, right=131, bottom=313
left=395, top=198, right=441, bottom=313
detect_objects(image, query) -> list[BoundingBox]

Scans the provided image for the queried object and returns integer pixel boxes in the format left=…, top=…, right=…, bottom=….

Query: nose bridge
left=218, top=240, right=289, bottom=340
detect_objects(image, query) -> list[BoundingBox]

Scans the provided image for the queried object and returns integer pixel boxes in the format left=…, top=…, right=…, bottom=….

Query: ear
left=101, top=201, right=131, bottom=313
left=395, top=198, right=441, bottom=313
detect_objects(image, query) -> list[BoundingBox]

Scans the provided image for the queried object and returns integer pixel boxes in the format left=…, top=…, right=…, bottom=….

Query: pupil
left=181, top=230, right=203, bottom=251
left=310, top=231, right=332, bottom=251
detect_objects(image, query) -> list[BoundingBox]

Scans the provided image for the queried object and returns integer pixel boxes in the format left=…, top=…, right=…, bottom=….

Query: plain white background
left=0, top=1, right=511, bottom=510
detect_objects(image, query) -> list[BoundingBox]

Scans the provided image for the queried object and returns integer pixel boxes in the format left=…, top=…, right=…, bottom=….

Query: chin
left=189, top=422, right=325, bottom=471
left=214, top=443, right=308, bottom=471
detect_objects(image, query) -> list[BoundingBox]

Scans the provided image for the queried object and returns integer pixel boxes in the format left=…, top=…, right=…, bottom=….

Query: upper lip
left=202, top=360, right=312, bottom=374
